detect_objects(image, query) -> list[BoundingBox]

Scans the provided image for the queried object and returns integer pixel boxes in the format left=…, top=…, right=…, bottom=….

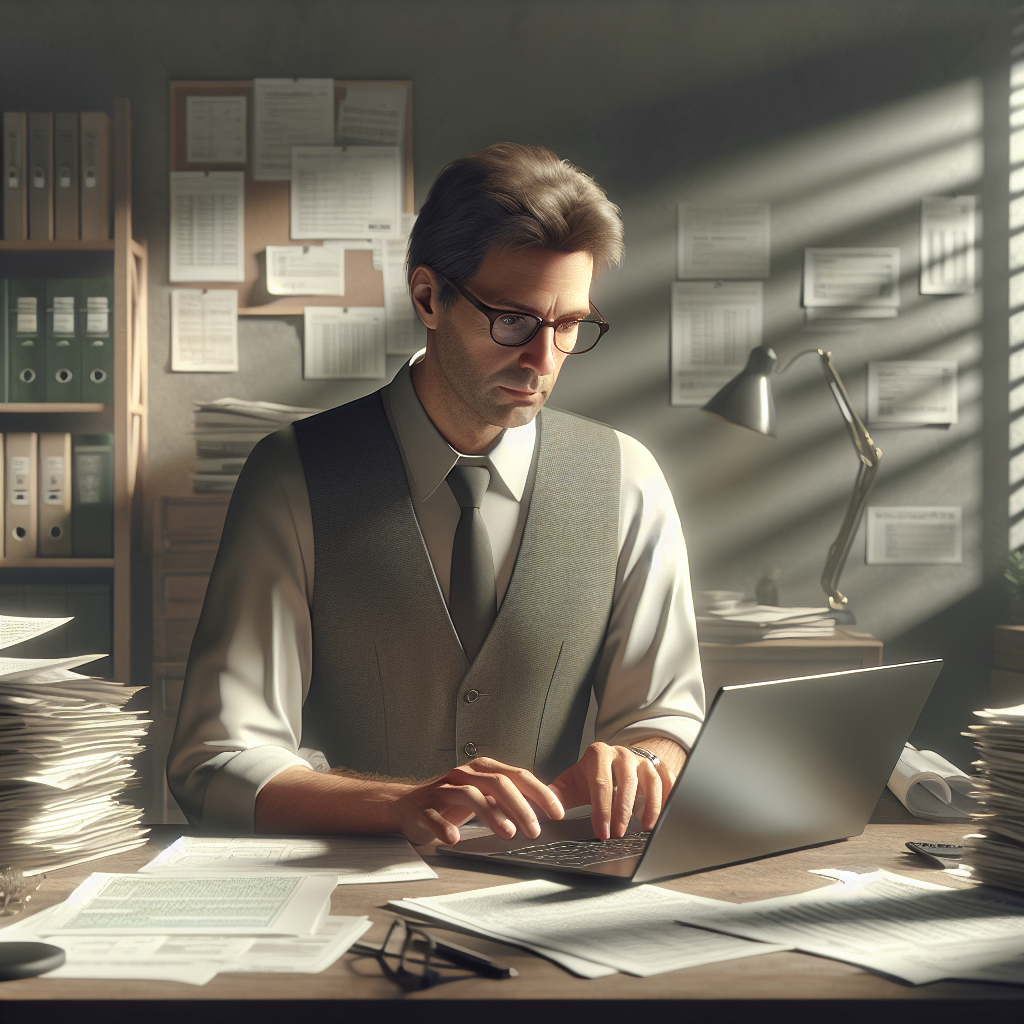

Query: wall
left=0, top=0, right=1010, bottom=765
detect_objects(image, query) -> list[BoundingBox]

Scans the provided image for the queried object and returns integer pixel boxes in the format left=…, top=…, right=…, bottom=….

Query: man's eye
left=498, top=314, right=529, bottom=327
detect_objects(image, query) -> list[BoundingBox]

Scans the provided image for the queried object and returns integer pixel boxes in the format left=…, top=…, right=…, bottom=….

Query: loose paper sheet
left=394, top=880, right=789, bottom=978
left=266, top=245, right=345, bottom=296
left=169, top=171, right=245, bottom=282
left=921, top=196, right=976, bottom=295
left=140, top=835, right=436, bottom=884
left=866, top=360, right=958, bottom=426
left=673, top=869, right=1024, bottom=986
left=37, top=873, right=336, bottom=936
left=379, top=212, right=424, bottom=354
left=186, top=96, right=247, bottom=164
left=171, top=289, right=239, bottom=372
left=865, top=506, right=962, bottom=565
left=290, top=145, right=401, bottom=239
left=0, top=613, right=71, bottom=650
left=670, top=281, right=763, bottom=406
left=336, top=86, right=407, bottom=147
left=303, top=306, right=386, bottom=379
left=252, top=78, right=334, bottom=181
left=677, top=202, right=771, bottom=279
left=803, top=247, right=900, bottom=317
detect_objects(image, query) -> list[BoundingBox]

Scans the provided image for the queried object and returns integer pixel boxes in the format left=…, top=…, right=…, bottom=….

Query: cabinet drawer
left=161, top=573, right=211, bottom=618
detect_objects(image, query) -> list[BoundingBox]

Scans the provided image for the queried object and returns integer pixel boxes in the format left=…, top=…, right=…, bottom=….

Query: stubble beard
left=434, top=314, right=552, bottom=431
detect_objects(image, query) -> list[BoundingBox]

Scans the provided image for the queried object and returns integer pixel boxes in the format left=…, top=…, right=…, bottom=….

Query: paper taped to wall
left=865, top=506, right=962, bottom=565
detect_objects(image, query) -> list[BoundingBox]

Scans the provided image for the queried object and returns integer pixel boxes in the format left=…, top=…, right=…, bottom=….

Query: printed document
left=673, top=870, right=1024, bottom=985
left=803, top=248, right=900, bottom=317
left=266, top=245, right=345, bottom=296
left=252, top=78, right=334, bottom=181
left=169, top=171, right=245, bottom=282
left=671, top=281, right=763, bottom=406
left=186, top=96, right=247, bottom=164
left=921, top=195, right=976, bottom=295
left=677, top=202, right=770, bottom=279
left=140, top=835, right=437, bottom=884
left=337, top=86, right=407, bottom=148
left=393, top=880, right=790, bottom=978
left=866, top=360, right=958, bottom=426
left=303, top=306, right=386, bottom=379
left=291, top=145, right=401, bottom=239
left=0, top=613, right=72, bottom=649
left=379, top=213, right=424, bottom=354
left=865, top=506, right=962, bottom=565
left=171, top=289, right=239, bottom=372
left=36, top=873, right=336, bottom=936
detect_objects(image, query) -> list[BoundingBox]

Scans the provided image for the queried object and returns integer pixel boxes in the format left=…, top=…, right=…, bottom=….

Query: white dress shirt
left=168, top=353, right=705, bottom=831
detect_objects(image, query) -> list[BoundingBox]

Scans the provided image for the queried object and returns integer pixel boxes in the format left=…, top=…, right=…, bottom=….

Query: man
left=168, top=143, right=704, bottom=847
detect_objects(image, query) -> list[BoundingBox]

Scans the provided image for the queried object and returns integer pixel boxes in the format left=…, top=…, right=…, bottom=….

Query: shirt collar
left=385, top=350, right=536, bottom=502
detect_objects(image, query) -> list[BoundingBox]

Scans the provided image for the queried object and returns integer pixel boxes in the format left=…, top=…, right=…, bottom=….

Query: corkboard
left=168, top=79, right=413, bottom=314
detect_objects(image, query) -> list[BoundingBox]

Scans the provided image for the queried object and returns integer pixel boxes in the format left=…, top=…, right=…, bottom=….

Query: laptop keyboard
left=495, top=832, right=650, bottom=867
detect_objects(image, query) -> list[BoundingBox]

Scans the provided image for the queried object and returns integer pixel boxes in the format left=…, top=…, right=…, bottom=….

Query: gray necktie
left=446, top=465, right=496, bottom=661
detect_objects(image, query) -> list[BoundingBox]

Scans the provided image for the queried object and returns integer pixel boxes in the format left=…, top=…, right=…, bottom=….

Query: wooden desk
left=1, top=800, right=1020, bottom=1019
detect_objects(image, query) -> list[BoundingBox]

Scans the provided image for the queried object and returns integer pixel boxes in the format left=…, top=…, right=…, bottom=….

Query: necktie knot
left=446, top=465, right=490, bottom=509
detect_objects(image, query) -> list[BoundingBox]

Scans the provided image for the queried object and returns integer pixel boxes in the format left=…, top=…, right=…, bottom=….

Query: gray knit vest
left=293, top=392, right=620, bottom=783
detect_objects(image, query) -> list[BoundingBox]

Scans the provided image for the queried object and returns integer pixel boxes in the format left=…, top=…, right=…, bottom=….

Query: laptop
left=440, top=660, right=943, bottom=884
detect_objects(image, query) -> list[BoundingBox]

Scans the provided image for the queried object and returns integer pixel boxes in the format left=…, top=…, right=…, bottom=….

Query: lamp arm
left=816, top=350, right=883, bottom=610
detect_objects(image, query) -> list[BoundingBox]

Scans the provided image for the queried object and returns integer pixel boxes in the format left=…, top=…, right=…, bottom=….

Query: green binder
left=46, top=277, right=82, bottom=402
left=6, top=279, right=47, bottom=402
left=80, top=275, right=114, bottom=403
left=72, top=433, right=114, bottom=557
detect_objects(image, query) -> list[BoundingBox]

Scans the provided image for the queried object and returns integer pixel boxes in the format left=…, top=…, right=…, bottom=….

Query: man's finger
left=610, top=751, right=639, bottom=839
left=586, top=754, right=615, bottom=841
left=468, top=759, right=565, bottom=822
left=637, top=757, right=663, bottom=831
left=419, top=807, right=461, bottom=846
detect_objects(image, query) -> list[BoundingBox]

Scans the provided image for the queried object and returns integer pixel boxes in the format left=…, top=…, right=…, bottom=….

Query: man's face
left=431, top=246, right=594, bottom=430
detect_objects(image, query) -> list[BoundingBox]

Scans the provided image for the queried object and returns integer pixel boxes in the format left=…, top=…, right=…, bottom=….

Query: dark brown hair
left=408, top=143, right=623, bottom=308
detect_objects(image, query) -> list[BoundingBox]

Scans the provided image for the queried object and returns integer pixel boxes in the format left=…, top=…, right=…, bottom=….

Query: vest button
left=464, top=741, right=478, bottom=758
left=464, top=689, right=479, bottom=703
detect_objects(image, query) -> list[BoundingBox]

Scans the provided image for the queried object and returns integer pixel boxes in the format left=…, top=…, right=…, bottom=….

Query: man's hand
left=392, top=757, right=565, bottom=846
left=549, top=738, right=685, bottom=840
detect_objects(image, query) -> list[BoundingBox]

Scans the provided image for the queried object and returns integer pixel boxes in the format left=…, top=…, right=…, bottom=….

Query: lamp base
left=826, top=608, right=857, bottom=626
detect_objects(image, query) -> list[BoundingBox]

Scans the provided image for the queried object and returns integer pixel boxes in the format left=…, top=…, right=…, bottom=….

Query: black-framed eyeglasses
left=437, top=273, right=609, bottom=354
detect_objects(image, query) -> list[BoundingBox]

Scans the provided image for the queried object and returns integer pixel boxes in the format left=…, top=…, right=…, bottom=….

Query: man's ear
left=409, top=265, right=442, bottom=329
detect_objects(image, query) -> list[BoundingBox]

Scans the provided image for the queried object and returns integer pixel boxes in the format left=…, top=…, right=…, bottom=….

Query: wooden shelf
left=0, top=240, right=115, bottom=251
left=0, top=403, right=110, bottom=413
left=0, top=558, right=114, bottom=568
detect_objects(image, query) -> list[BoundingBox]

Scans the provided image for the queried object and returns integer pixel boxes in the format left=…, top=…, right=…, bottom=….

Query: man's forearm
left=254, top=766, right=411, bottom=834
left=630, top=736, right=687, bottom=781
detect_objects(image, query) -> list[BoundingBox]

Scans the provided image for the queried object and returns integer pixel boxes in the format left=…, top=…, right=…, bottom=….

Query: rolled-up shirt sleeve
left=594, top=432, right=705, bottom=753
left=166, top=426, right=315, bottom=833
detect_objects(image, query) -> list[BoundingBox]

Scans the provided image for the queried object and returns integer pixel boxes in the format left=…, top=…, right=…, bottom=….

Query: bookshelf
left=0, top=98, right=147, bottom=684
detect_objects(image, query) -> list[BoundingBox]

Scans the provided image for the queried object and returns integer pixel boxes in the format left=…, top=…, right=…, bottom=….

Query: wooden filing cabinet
left=149, top=494, right=230, bottom=822
left=699, top=627, right=884, bottom=704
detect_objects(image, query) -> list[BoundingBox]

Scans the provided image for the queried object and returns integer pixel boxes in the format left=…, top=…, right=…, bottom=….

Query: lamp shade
left=701, top=346, right=778, bottom=436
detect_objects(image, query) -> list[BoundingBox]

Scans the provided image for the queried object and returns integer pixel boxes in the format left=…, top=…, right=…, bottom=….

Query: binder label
left=76, top=453, right=103, bottom=504
left=87, top=296, right=109, bottom=335
left=16, top=296, right=37, bottom=334
left=44, top=456, right=65, bottom=504
left=53, top=295, right=75, bottom=334
left=9, top=456, right=30, bottom=505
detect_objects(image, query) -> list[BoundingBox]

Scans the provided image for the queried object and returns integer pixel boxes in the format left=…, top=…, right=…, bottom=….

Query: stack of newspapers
left=962, top=702, right=1024, bottom=893
left=192, top=398, right=322, bottom=494
left=696, top=605, right=836, bottom=643
left=0, top=614, right=149, bottom=874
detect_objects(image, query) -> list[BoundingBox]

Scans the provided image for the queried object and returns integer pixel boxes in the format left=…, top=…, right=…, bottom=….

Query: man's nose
left=518, top=324, right=558, bottom=378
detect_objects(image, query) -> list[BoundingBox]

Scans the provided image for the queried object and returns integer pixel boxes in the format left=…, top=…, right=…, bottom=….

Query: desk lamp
left=701, top=347, right=883, bottom=622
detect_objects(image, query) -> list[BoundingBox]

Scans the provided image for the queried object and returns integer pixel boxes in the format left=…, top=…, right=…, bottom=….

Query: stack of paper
left=192, top=397, right=322, bottom=493
left=696, top=605, right=836, bottom=643
left=962, top=703, right=1024, bottom=893
left=390, top=879, right=790, bottom=978
left=0, top=872, right=368, bottom=985
left=673, top=869, right=1024, bottom=985
left=0, top=615, right=149, bottom=874
left=886, top=743, right=978, bottom=820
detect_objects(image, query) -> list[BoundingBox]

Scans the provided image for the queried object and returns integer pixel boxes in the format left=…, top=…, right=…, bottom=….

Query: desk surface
left=0, top=794, right=1019, bottom=1013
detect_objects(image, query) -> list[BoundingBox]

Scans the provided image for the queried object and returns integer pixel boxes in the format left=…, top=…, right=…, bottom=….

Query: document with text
left=337, top=86, right=407, bottom=148
left=921, top=195, right=975, bottom=295
left=865, top=506, right=962, bottom=565
left=253, top=78, right=334, bottom=181
left=677, top=202, right=771, bottom=279
left=803, top=247, right=900, bottom=317
left=169, top=171, right=245, bottom=283
left=866, top=360, right=958, bottom=426
left=0, top=613, right=72, bottom=649
left=266, top=244, right=345, bottom=296
left=171, top=288, right=239, bottom=372
left=140, top=835, right=436, bottom=884
left=186, top=96, right=247, bottom=164
left=303, top=306, right=386, bottom=379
